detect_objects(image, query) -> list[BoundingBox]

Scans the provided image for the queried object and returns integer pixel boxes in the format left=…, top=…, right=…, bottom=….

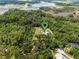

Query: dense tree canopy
left=0, top=9, right=79, bottom=59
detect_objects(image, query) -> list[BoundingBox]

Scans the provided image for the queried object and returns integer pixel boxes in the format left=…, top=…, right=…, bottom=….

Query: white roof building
left=31, top=1, right=56, bottom=8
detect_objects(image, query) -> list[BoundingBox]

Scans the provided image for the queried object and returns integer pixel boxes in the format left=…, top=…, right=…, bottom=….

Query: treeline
left=40, top=7, right=75, bottom=13
left=0, top=9, right=79, bottom=59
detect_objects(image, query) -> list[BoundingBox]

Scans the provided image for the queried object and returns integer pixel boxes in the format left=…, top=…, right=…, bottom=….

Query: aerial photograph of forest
left=0, top=0, right=79, bottom=59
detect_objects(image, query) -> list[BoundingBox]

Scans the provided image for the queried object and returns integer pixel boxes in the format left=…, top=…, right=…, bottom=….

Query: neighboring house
left=55, top=49, right=67, bottom=59
left=70, top=43, right=79, bottom=48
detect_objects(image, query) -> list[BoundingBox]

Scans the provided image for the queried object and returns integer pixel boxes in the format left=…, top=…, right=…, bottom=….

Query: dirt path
left=31, top=27, right=44, bottom=52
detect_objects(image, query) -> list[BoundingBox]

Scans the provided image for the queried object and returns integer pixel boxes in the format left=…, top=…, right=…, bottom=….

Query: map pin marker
left=42, top=21, right=48, bottom=31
